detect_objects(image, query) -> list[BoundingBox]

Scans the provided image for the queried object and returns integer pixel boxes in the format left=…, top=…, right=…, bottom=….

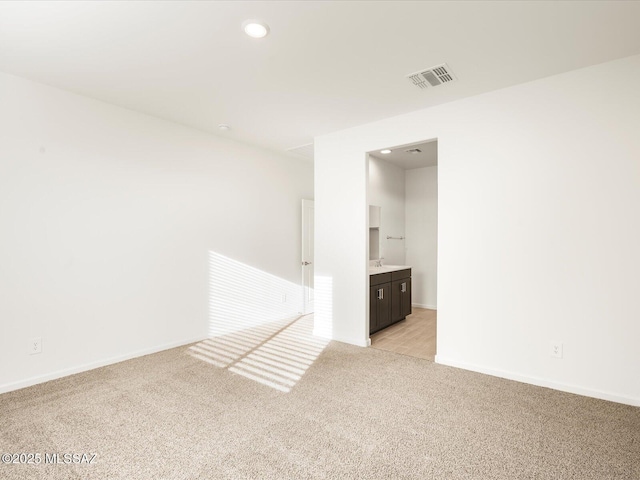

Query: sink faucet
left=375, top=258, right=384, bottom=267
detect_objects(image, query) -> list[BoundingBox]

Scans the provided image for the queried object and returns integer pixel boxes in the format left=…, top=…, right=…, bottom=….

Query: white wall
left=405, top=166, right=437, bottom=309
left=368, top=155, right=406, bottom=266
left=0, top=71, right=313, bottom=393
left=315, top=54, right=640, bottom=405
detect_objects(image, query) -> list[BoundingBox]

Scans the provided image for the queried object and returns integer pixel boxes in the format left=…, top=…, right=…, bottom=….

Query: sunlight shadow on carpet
left=188, top=315, right=328, bottom=392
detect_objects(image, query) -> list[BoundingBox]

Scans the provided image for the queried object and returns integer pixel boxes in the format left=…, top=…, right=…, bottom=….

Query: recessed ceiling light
left=218, top=124, right=230, bottom=131
left=242, top=20, right=270, bottom=39
left=380, top=149, right=392, bottom=154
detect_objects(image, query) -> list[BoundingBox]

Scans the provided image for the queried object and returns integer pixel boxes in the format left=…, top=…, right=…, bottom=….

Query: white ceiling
left=370, top=141, right=437, bottom=170
left=1, top=1, right=639, bottom=159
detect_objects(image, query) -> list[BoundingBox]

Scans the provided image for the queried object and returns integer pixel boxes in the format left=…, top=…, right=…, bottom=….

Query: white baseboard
left=434, top=355, right=640, bottom=407
left=412, top=303, right=437, bottom=310
left=312, top=328, right=370, bottom=348
left=338, top=336, right=370, bottom=348
left=0, top=335, right=206, bottom=395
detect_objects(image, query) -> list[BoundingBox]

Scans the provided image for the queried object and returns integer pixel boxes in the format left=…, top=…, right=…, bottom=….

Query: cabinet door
left=373, top=283, right=392, bottom=331
left=391, top=277, right=412, bottom=323
left=401, top=277, right=412, bottom=318
left=391, top=279, right=404, bottom=323
left=379, top=283, right=392, bottom=330
left=370, top=285, right=378, bottom=334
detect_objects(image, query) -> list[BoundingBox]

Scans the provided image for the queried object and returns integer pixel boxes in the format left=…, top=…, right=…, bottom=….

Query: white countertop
left=369, top=265, right=411, bottom=275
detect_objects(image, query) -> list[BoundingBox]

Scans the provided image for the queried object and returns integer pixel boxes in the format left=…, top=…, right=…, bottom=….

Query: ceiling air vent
left=407, top=63, right=457, bottom=90
left=286, top=142, right=314, bottom=161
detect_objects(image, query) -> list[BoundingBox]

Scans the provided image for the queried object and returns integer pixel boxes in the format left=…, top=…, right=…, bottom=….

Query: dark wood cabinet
left=370, top=268, right=411, bottom=335
left=370, top=283, right=391, bottom=333
left=391, top=277, right=412, bottom=323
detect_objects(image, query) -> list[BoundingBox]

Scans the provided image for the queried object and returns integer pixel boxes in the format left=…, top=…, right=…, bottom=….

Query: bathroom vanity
left=369, top=266, right=411, bottom=334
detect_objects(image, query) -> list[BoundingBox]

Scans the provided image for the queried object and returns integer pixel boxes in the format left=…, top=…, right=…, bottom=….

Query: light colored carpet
left=0, top=316, right=638, bottom=480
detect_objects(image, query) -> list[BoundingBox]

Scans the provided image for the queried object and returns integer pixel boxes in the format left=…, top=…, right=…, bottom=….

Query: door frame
left=301, top=199, right=314, bottom=314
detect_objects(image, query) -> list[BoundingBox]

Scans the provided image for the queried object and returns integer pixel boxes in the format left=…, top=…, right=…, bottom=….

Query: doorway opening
left=367, top=139, right=438, bottom=360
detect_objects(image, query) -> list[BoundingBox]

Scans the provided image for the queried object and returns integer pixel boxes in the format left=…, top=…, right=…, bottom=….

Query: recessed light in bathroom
left=380, top=149, right=391, bottom=154
left=218, top=124, right=230, bottom=131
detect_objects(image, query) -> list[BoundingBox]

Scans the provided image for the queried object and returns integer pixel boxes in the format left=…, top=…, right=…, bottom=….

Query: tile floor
left=370, top=307, right=436, bottom=360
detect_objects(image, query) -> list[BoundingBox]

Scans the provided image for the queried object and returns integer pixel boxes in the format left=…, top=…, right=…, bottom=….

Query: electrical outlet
left=281, top=293, right=287, bottom=303
left=28, top=337, right=42, bottom=355
left=550, top=341, right=563, bottom=358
